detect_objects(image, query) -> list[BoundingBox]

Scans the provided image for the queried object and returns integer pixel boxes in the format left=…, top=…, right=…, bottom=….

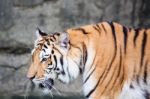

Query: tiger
left=27, top=22, right=150, bottom=99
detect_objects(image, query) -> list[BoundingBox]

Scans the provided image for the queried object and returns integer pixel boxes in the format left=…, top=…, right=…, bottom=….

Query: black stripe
left=99, top=22, right=117, bottom=82
left=96, top=24, right=101, bottom=32
left=52, top=35, right=56, bottom=40
left=130, top=83, right=134, bottom=89
left=85, top=66, right=106, bottom=98
left=79, top=67, right=82, bottom=74
left=97, top=42, right=117, bottom=94
left=93, top=26, right=101, bottom=35
left=84, top=68, right=95, bottom=84
left=86, top=35, right=117, bottom=98
left=140, top=32, right=147, bottom=66
left=42, top=49, right=46, bottom=52
left=133, top=29, right=140, bottom=47
left=60, top=56, right=64, bottom=66
left=101, top=23, right=107, bottom=33
left=53, top=46, right=65, bottom=75
left=101, top=49, right=119, bottom=94
left=85, top=83, right=98, bottom=98
left=117, top=47, right=122, bottom=78
left=50, top=38, right=54, bottom=42
left=108, top=22, right=117, bottom=49
left=109, top=47, right=122, bottom=91
left=144, top=90, right=149, bottom=99
left=53, top=55, right=57, bottom=70
left=129, top=28, right=132, bottom=32
left=44, top=44, right=48, bottom=49
left=144, top=61, right=148, bottom=84
left=54, top=32, right=60, bottom=36
left=73, top=28, right=89, bottom=34
left=83, top=43, right=88, bottom=68
left=51, top=50, right=54, bottom=54
left=85, top=56, right=109, bottom=98
left=60, top=55, right=65, bottom=75
left=123, top=26, right=128, bottom=53
left=83, top=53, right=96, bottom=77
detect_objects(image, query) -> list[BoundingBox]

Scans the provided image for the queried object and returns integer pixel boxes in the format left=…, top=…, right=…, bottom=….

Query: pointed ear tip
left=36, top=27, right=41, bottom=32
left=35, top=27, right=42, bottom=37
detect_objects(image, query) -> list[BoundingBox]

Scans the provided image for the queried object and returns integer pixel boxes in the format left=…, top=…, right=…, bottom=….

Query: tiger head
left=27, top=28, right=80, bottom=92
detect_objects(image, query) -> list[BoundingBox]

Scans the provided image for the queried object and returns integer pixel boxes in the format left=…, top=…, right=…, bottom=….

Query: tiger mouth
left=39, top=78, right=54, bottom=90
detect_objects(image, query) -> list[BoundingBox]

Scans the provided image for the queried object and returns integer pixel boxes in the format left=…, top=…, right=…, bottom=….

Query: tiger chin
left=27, top=22, right=150, bottom=99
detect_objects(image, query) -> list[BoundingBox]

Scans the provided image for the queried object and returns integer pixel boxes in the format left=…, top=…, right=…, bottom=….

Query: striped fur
left=27, top=22, right=150, bottom=99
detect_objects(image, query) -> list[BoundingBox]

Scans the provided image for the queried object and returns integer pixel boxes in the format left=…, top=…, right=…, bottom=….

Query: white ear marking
left=59, top=32, right=69, bottom=48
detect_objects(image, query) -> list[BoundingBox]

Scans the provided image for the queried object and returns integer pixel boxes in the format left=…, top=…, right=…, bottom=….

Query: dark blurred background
left=0, top=0, right=150, bottom=99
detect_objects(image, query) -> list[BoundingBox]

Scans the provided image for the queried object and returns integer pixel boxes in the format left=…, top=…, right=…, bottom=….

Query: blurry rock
left=0, top=0, right=14, bottom=30
left=0, top=65, right=29, bottom=95
left=13, top=0, right=44, bottom=7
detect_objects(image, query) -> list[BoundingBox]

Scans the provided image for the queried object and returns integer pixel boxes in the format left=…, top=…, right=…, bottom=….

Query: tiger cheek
left=27, top=64, right=37, bottom=78
left=37, top=62, right=48, bottom=78
left=37, top=64, right=44, bottom=78
left=42, top=61, right=48, bottom=69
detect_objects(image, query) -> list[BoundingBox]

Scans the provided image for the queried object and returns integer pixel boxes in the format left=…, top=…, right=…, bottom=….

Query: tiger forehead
left=36, top=33, right=61, bottom=49
left=37, top=35, right=57, bottom=45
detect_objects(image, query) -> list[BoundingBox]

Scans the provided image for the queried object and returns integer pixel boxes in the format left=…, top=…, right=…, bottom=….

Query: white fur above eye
left=39, top=48, right=51, bottom=61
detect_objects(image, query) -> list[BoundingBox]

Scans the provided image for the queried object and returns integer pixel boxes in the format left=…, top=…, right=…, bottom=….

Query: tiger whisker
left=51, top=86, right=62, bottom=96
left=49, top=90, right=54, bottom=98
left=34, top=78, right=45, bottom=81
left=44, top=81, right=61, bottom=96
left=24, top=80, right=31, bottom=99
left=42, top=82, right=54, bottom=98
left=24, top=94, right=28, bottom=99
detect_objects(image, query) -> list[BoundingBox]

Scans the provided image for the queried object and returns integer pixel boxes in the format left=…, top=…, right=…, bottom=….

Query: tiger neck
left=62, top=43, right=82, bottom=82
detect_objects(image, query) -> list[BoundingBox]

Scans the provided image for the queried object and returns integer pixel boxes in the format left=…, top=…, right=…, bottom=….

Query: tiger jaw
left=32, top=77, right=54, bottom=90
left=39, top=78, right=54, bottom=90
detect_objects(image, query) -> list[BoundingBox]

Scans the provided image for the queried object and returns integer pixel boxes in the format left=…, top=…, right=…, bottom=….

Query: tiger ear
left=36, top=27, right=47, bottom=39
left=59, top=32, right=69, bottom=49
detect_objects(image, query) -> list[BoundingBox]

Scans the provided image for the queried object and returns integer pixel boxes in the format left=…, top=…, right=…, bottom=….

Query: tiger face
left=27, top=46, right=55, bottom=91
left=27, top=28, right=79, bottom=92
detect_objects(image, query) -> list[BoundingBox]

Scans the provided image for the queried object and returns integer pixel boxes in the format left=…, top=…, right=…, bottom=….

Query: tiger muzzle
left=39, top=78, right=54, bottom=90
